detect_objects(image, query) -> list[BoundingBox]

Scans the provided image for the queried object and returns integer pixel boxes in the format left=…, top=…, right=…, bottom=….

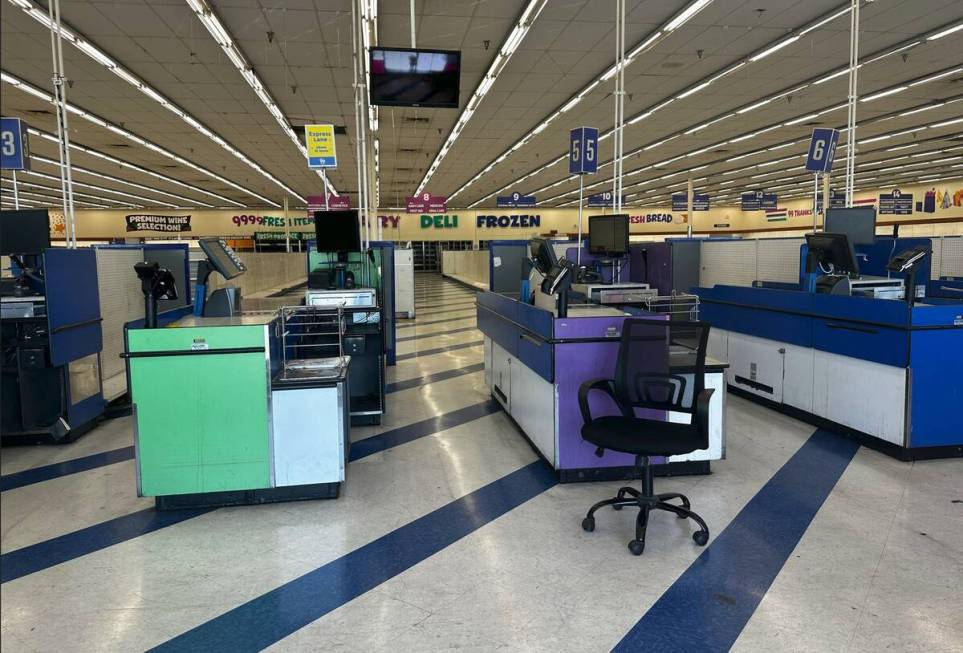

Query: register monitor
left=806, top=233, right=860, bottom=295
left=529, top=238, right=558, bottom=275
left=194, top=238, right=247, bottom=317
left=824, top=207, right=876, bottom=245
left=0, top=209, right=50, bottom=255
left=588, top=214, right=629, bottom=256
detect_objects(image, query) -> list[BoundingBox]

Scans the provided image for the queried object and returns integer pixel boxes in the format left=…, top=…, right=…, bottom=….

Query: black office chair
left=578, top=318, right=713, bottom=556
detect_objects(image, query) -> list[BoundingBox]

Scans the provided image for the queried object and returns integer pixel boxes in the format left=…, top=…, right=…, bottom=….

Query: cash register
left=193, top=238, right=246, bottom=317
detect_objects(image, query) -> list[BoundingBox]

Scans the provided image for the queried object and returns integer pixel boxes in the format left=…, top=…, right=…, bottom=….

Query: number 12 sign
left=805, top=128, right=839, bottom=173
left=569, top=127, right=598, bottom=175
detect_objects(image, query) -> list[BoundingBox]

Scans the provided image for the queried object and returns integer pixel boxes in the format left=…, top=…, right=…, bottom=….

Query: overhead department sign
left=125, top=214, right=191, bottom=232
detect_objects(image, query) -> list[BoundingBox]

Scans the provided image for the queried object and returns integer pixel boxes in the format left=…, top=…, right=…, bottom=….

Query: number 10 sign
left=569, top=127, right=598, bottom=175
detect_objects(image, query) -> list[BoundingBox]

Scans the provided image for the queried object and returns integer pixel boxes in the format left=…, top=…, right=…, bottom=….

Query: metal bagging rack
left=639, top=293, right=700, bottom=321
left=279, top=304, right=345, bottom=362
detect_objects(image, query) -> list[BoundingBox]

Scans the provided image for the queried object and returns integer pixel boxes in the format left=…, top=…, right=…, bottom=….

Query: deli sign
left=125, top=214, right=191, bottom=232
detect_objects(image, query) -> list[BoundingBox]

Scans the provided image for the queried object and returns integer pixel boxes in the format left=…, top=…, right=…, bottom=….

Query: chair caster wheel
left=612, top=504, right=623, bottom=511
left=581, top=517, right=595, bottom=533
left=628, top=539, right=645, bottom=556
left=693, top=530, right=709, bottom=546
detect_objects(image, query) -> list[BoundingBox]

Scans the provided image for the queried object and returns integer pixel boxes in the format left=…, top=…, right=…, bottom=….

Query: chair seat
left=581, top=416, right=704, bottom=456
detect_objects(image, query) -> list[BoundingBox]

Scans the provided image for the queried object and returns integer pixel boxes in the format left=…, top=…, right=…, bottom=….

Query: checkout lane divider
left=611, top=429, right=859, bottom=652
left=1, top=352, right=488, bottom=493
left=0, top=397, right=504, bottom=584
left=149, top=461, right=557, bottom=652
left=394, top=340, right=484, bottom=362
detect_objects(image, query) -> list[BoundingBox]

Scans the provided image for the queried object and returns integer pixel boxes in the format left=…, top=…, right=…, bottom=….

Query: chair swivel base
left=580, top=486, right=710, bottom=556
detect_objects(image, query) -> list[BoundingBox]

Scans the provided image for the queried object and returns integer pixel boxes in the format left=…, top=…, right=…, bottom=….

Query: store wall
left=47, top=179, right=963, bottom=242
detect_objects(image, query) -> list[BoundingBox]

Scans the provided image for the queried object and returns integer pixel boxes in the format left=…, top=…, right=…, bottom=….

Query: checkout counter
left=695, top=223, right=963, bottom=459
left=478, top=233, right=727, bottom=481
left=125, top=237, right=378, bottom=509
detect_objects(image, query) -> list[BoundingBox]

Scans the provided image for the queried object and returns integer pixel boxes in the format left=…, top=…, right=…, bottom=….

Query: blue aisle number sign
left=805, top=128, right=839, bottom=173
left=569, top=127, right=598, bottom=175
left=1, top=117, right=30, bottom=170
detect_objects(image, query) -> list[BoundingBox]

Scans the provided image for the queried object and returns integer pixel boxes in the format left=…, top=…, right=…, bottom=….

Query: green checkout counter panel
left=126, top=313, right=349, bottom=509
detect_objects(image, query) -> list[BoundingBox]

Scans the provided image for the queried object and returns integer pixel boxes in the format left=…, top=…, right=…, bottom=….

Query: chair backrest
left=613, top=318, right=710, bottom=418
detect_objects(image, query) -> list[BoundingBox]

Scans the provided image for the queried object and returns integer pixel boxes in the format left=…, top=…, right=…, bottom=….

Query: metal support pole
left=48, top=0, right=77, bottom=247
left=686, top=177, right=694, bottom=239
left=283, top=195, right=290, bottom=253
left=822, top=173, right=831, bottom=229
left=612, top=0, right=626, bottom=214
left=409, top=0, right=416, bottom=48
left=351, top=0, right=365, bottom=250
left=577, top=174, right=584, bottom=265
left=12, top=170, right=19, bottom=209
left=812, top=172, right=819, bottom=233
left=844, top=0, right=860, bottom=206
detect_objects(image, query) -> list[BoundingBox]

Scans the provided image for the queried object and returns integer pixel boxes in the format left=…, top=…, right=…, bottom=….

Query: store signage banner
left=125, top=214, right=191, bottom=232
left=587, top=192, right=625, bottom=208
left=475, top=214, right=541, bottom=228
left=671, top=193, right=709, bottom=211
left=741, top=190, right=777, bottom=211
left=496, top=192, right=536, bottom=208
left=420, top=214, right=459, bottom=228
left=307, top=194, right=351, bottom=216
left=879, top=188, right=913, bottom=215
left=304, top=124, right=337, bottom=168
left=407, top=193, right=447, bottom=213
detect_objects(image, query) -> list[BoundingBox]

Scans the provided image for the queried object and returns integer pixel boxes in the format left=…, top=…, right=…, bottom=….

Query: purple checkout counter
left=477, top=292, right=727, bottom=482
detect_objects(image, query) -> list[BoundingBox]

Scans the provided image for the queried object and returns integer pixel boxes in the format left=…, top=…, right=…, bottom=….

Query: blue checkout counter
left=695, top=238, right=963, bottom=460
left=477, top=292, right=727, bottom=481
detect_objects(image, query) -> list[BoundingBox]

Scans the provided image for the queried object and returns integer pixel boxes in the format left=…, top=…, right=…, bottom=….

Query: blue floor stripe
left=385, top=362, right=485, bottom=393
left=0, top=446, right=135, bottom=492
left=415, top=298, right=476, bottom=308
left=397, top=314, right=476, bottom=329
left=0, top=507, right=214, bottom=583
left=395, top=340, right=484, bottom=361
left=0, top=399, right=502, bottom=583
left=151, top=460, right=556, bottom=652
left=349, top=399, right=498, bottom=460
left=396, top=325, right=479, bottom=342
left=611, top=429, right=859, bottom=653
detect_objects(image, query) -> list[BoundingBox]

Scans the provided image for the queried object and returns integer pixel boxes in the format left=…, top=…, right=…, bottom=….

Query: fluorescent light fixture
left=861, top=86, right=908, bottom=102
left=750, top=36, right=799, bottom=62
left=11, top=0, right=306, bottom=203
left=929, top=117, right=963, bottom=129
left=2, top=72, right=272, bottom=206
left=814, top=68, right=850, bottom=85
left=676, top=81, right=711, bottom=100
left=899, top=103, right=944, bottom=116
left=644, top=135, right=679, bottom=150
left=799, top=7, right=851, bottom=36
left=927, top=23, right=963, bottom=40
left=909, top=67, right=963, bottom=86
left=19, top=170, right=177, bottom=206
left=886, top=143, right=918, bottom=151
left=737, top=98, right=772, bottom=114
left=783, top=113, right=820, bottom=126
left=665, top=0, right=714, bottom=32
left=860, top=135, right=891, bottom=144
left=864, top=41, right=920, bottom=66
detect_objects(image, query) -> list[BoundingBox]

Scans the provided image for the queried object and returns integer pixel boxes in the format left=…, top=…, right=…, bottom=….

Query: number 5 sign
left=569, top=127, right=598, bottom=175
left=805, top=128, right=839, bottom=173
left=1, top=117, right=30, bottom=171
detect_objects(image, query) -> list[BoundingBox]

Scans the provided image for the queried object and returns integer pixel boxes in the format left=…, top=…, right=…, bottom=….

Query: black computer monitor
left=0, top=209, right=50, bottom=255
left=198, top=238, right=246, bottom=279
left=806, top=233, right=859, bottom=276
left=588, top=214, right=629, bottom=256
left=824, top=207, right=876, bottom=245
left=529, top=238, right=558, bottom=275
left=315, top=210, right=362, bottom=253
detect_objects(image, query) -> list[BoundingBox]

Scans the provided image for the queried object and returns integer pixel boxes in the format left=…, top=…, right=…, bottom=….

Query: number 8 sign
left=805, top=128, right=840, bottom=173
left=569, top=127, right=599, bottom=175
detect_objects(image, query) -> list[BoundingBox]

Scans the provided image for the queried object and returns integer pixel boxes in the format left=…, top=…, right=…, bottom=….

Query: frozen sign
left=475, top=214, right=541, bottom=228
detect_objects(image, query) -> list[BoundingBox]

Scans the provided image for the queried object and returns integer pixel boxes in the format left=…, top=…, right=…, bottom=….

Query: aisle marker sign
left=587, top=192, right=625, bottom=208
left=1, top=117, right=30, bottom=170
left=805, top=128, right=839, bottom=173
left=304, top=124, right=337, bottom=168
left=497, top=192, right=536, bottom=208
left=671, top=193, right=709, bottom=211
left=569, top=127, right=598, bottom=175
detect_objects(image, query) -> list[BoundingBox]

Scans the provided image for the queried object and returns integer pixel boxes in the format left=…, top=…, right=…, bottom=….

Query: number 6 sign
left=805, top=128, right=840, bottom=173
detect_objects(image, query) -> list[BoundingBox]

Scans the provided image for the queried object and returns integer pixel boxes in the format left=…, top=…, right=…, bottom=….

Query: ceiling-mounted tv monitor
left=369, top=47, right=461, bottom=108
